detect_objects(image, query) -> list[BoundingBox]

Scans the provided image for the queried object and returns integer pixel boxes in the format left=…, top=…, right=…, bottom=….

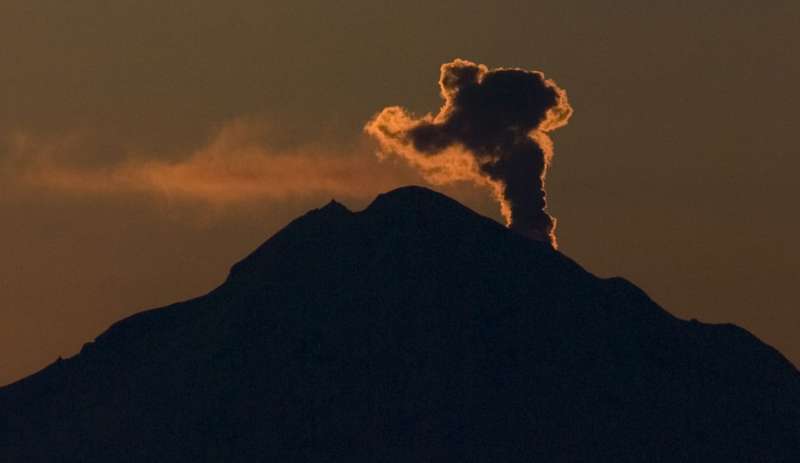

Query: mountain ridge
left=2, top=185, right=798, bottom=462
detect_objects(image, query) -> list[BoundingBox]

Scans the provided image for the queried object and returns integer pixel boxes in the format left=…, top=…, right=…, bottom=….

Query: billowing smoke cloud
left=365, top=59, right=572, bottom=247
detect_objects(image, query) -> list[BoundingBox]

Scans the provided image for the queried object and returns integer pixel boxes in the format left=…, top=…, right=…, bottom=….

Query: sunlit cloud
left=6, top=118, right=415, bottom=205
left=365, top=59, right=572, bottom=247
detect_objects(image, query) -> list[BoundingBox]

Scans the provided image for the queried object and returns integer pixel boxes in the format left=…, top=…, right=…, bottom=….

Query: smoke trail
left=7, top=118, right=416, bottom=205
left=365, top=59, right=572, bottom=247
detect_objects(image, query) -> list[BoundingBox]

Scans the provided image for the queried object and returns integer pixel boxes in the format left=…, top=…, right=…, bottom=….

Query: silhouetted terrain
left=2, top=186, right=798, bottom=462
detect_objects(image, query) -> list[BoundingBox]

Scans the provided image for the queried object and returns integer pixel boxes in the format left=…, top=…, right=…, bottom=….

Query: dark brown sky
left=2, top=0, right=799, bottom=385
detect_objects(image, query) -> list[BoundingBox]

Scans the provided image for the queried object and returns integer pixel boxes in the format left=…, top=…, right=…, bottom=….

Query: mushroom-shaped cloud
left=365, top=59, right=572, bottom=247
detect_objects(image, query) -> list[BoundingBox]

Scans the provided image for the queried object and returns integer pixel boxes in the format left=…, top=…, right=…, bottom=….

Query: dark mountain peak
left=366, top=185, right=464, bottom=213
left=364, top=185, right=490, bottom=228
left=2, top=186, right=799, bottom=462
left=227, top=185, right=510, bottom=285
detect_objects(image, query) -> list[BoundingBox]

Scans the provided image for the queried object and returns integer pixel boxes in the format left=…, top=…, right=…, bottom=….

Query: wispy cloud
left=6, top=118, right=416, bottom=205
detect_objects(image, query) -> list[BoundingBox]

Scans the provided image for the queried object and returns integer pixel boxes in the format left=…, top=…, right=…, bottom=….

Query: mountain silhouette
left=2, top=186, right=798, bottom=462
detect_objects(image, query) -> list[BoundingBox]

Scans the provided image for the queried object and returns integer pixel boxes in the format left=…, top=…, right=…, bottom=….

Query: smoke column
left=365, top=59, right=572, bottom=247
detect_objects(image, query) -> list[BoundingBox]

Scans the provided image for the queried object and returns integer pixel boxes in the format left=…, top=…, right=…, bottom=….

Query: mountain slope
left=2, top=186, right=798, bottom=462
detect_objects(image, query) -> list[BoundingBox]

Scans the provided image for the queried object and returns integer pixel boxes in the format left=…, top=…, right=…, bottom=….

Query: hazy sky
left=2, top=0, right=799, bottom=385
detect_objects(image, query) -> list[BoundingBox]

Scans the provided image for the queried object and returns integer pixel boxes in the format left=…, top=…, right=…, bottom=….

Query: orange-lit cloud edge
left=363, top=58, right=571, bottom=248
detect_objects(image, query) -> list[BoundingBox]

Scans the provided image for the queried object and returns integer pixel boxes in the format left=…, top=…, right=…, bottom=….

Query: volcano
left=2, top=186, right=798, bottom=462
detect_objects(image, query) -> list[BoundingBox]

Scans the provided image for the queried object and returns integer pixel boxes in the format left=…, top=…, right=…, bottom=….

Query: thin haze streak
left=8, top=119, right=410, bottom=204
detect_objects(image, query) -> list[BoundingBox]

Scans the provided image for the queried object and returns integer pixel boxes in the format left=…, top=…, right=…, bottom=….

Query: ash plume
left=365, top=59, right=572, bottom=247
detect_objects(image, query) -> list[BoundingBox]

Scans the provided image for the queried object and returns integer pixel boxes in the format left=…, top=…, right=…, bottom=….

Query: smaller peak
left=308, top=199, right=352, bottom=220
left=319, top=199, right=350, bottom=214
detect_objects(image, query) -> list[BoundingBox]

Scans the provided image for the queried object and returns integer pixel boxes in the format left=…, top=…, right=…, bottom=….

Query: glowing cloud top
left=365, top=59, right=572, bottom=247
